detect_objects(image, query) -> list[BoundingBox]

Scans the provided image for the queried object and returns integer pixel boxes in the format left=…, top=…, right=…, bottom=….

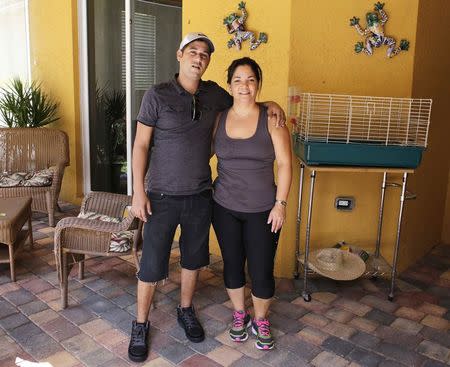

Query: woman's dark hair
left=227, top=57, right=263, bottom=88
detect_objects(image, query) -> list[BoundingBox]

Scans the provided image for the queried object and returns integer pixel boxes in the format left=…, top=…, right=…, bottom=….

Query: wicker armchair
left=54, top=191, right=143, bottom=308
left=0, top=128, right=70, bottom=226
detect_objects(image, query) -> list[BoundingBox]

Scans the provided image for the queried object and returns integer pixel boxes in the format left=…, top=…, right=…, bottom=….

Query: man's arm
left=131, top=122, right=154, bottom=222
left=210, top=112, right=222, bottom=158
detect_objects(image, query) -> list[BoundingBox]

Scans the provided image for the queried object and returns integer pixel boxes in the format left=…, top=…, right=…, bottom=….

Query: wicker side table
left=0, top=197, right=34, bottom=281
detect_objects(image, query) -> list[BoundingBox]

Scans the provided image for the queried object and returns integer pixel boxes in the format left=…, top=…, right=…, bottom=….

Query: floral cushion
left=77, top=211, right=133, bottom=253
left=0, top=168, right=54, bottom=188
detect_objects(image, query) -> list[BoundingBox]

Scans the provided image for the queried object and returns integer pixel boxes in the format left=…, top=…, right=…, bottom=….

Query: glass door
left=86, top=0, right=181, bottom=194
left=126, top=0, right=182, bottom=194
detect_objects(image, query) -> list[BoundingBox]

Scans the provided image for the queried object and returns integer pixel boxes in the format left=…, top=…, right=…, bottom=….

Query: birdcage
left=288, top=88, right=432, bottom=168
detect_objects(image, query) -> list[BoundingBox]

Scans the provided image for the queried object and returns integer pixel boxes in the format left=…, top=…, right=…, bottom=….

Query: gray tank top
left=213, top=105, right=276, bottom=213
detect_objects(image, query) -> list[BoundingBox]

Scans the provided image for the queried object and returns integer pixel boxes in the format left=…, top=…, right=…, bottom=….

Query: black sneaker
left=128, top=320, right=150, bottom=362
left=177, top=305, right=205, bottom=343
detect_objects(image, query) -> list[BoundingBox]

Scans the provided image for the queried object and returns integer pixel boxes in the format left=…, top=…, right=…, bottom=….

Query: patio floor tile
left=0, top=205, right=448, bottom=366
left=206, top=345, right=243, bottom=367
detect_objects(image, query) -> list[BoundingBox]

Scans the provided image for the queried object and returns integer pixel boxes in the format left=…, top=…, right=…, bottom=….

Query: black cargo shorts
left=137, top=190, right=212, bottom=283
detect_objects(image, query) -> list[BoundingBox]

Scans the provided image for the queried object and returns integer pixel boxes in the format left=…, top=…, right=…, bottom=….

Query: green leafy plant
left=0, top=78, right=59, bottom=127
left=94, top=85, right=126, bottom=164
left=104, top=89, right=126, bottom=161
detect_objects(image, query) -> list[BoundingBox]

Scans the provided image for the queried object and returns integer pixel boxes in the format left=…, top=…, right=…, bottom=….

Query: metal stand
left=375, top=172, right=387, bottom=258
left=294, top=160, right=415, bottom=302
left=389, top=172, right=408, bottom=301
left=293, top=163, right=305, bottom=279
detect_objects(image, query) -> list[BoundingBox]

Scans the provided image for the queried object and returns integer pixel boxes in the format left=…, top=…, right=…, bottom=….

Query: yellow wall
left=288, top=1, right=420, bottom=278
left=28, top=0, right=83, bottom=205
left=443, top=174, right=450, bottom=244
left=411, top=0, right=450, bottom=249
left=182, top=0, right=450, bottom=277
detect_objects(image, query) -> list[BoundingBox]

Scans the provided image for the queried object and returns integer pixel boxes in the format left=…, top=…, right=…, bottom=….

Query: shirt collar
left=171, top=74, right=206, bottom=95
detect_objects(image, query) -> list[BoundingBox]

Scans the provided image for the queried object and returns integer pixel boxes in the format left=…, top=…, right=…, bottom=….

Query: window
left=0, top=0, right=29, bottom=84
left=121, top=11, right=156, bottom=90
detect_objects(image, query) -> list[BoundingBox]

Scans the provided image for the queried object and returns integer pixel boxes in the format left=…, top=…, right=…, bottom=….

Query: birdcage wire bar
left=290, top=93, right=432, bottom=148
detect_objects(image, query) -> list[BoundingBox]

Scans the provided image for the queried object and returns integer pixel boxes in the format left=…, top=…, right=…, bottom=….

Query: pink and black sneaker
left=251, top=318, right=274, bottom=350
left=229, top=310, right=251, bottom=342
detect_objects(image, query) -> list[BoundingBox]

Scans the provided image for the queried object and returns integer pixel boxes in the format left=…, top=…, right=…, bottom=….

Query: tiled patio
left=0, top=204, right=449, bottom=367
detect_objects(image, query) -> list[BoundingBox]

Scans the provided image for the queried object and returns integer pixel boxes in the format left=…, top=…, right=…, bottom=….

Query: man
left=128, top=32, right=285, bottom=363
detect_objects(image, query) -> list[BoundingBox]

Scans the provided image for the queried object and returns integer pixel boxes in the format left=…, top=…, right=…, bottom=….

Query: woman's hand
left=267, top=203, right=286, bottom=233
left=131, top=190, right=152, bottom=222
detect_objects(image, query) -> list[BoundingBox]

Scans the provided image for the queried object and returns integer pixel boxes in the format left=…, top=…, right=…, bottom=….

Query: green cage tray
left=292, top=134, right=424, bottom=168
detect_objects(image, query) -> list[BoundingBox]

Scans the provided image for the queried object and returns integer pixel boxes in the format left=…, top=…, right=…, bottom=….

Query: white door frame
left=77, top=0, right=91, bottom=196
left=77, top=0, right=134, bottom=196
left=125, top=0, right=134, bottom=195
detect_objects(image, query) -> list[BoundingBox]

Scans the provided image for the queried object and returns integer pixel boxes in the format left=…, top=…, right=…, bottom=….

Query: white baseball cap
left=179, top=32, right=215, bottom=54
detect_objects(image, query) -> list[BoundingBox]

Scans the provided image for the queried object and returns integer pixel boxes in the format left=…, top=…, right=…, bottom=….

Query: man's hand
left=267, top=203, right=286, bottom=233
left=265, top=101, right=286, bottom=127
left=131, top=190, right=152, bottom=222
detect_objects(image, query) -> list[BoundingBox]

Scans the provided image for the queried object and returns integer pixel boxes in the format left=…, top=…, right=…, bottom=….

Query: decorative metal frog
left=223, top=1, right=268, bottom=51
left=349, top=2, right=410, bottom=58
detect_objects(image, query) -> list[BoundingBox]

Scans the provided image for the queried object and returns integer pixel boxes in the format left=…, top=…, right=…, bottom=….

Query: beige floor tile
left=43, top=351, right=80, bottom=367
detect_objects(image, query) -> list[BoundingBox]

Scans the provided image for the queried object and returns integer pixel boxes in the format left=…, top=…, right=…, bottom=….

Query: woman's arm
left=267, top=117, right=292, bottom=232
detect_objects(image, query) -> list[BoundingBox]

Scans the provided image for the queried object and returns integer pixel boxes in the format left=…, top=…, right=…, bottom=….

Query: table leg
left=28, top=209, right=34, bottom=250
left=375, top=172, right=387, bottom=258
left=389, top=172, right=408, bottom=301
left=62, top=251, right=68, bottom=309
left=302, top=169, right=316, bottom=302
left=294, top=163, right=305, bottom=279
left=8, top=244, right=15, bottom=282
left=79, top=256, right=85, bottom=280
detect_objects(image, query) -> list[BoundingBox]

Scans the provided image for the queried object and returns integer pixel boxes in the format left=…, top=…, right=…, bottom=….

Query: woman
left=212, top=57, right=292, bottom=350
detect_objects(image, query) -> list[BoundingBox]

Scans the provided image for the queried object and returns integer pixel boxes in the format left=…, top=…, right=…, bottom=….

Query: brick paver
left=323, top=320, right=357, bottom=339
left=297, top=325, right=329, bottom=346
left=299, top=312, right=330, bottom=328
left=395, top=306, right=425, bottom=321
left=421, top=314, right=450, bottom=331
left=418, top=302, right=447, bottom=317
left=0, top=207, right=448, bottom=366
left=416, top=340, right=450, bottom=364
left=311, top=350, right=349, bottom=367
left=333, top=297, right=372, bottom=317
left=312, top=291, right=338, bottom=304
left=348, top=316, right=379, bottom=333
left=325, top=307, right=354, bottom=323
left=390, top=317, right=424, bottom=334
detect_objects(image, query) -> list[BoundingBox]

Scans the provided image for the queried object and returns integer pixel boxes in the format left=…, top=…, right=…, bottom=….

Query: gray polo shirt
left=137, top=75, right=232, bottom=195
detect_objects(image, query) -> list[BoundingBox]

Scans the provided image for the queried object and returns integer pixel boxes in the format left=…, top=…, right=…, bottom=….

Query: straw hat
left=300, top=248, right=366, bottom=280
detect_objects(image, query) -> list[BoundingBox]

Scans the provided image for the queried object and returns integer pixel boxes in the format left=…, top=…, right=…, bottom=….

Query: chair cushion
left=0, top=169, right=54, bottom=188
left=77, top=211, right=133, bottom=253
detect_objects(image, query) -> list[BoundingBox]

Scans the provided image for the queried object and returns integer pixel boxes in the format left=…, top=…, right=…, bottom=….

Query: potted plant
left=0, top=78, right=59, bottom=127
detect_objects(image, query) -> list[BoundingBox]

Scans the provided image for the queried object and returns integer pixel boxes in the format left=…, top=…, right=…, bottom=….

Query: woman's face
left=228, top=64, right=259, bottom=103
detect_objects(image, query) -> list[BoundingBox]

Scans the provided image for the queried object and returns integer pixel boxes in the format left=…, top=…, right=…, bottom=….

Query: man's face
left=177, top=40, right=211, bottom=80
